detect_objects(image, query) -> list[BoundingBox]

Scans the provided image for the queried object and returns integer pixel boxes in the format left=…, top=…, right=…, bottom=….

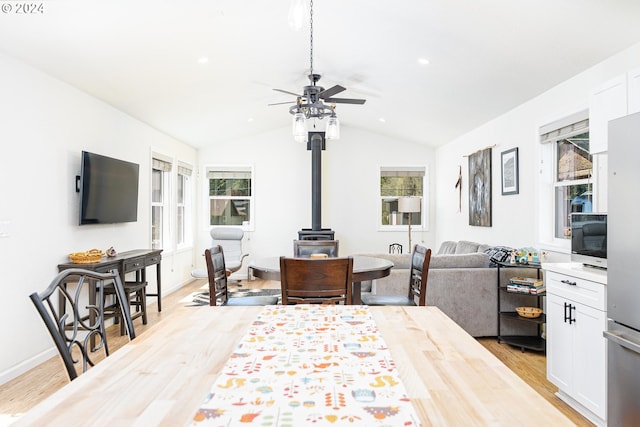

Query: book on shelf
left=506, top=283, right=546, bottom=295
left=509, top=276, right=544, bottom=287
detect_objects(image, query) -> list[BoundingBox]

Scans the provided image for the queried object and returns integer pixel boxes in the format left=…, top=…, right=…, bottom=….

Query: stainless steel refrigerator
left=605, top=112, right=640, bottom=427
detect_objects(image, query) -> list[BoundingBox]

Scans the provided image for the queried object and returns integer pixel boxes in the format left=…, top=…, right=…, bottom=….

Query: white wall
left=434, top=41, right=640, bottom=259
left=194, top=126, right=436, bottom=274
left=0, top=52, right=197, bottom=384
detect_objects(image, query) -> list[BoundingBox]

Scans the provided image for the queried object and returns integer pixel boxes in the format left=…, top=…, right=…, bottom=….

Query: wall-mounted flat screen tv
left=79, top=151, right=139, bottom=225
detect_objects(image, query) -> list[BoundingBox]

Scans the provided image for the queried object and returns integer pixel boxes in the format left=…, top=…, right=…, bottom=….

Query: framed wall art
left=468, top=147, right=492, bottom=227
left=501, top=147, right=519, bottom=195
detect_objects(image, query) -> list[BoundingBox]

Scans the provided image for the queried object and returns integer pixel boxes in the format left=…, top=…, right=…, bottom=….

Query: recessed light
left=197, top=57, right=209, bottom=64
left=379, top=118, right=386, bottom=123
left=247, top=118, right=254, bottom=123
left=418, top=57, right=430, bottom=65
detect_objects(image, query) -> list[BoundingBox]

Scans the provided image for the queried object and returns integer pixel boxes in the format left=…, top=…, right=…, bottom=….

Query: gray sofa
left=360, top=241, right=538, bottom=337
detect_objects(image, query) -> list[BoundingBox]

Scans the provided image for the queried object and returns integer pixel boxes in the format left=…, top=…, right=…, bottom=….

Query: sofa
left=360, top=240, right=539, bottom=337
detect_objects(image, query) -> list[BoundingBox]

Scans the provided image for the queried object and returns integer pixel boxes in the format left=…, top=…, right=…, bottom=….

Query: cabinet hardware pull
left=564, top=302, right=570, bottom=323
left=568, top=304, right=576, bottom=324
left=561, top=279, right=577, bottom=286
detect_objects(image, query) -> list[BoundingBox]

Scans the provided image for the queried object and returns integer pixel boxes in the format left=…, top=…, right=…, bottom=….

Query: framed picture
left=501, top=147, right=519, bottom=195
left=468, top=147, right=492, bottom=227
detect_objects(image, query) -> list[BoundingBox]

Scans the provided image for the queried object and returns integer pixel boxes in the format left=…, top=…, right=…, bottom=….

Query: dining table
left=249, top=255, right=394, bottom=304
left=14, top=304, right=574, bottom=426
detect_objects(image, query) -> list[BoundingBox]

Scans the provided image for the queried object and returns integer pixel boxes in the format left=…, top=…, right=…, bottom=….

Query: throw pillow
left=484, top=246, right=513, bottom=266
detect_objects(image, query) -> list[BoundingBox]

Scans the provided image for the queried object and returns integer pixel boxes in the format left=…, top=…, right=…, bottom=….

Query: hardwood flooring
left=0, top=279, right=591, bottom=426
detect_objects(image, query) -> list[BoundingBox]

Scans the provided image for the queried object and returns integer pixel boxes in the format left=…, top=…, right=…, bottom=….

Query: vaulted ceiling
left=2, top=0, right=640, bottom=148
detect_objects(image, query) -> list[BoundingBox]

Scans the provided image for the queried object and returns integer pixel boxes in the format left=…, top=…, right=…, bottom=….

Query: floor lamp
left=398, top=197, right=421, bottom=252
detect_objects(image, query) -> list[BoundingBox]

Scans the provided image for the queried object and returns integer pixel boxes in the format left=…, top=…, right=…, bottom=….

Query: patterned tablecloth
left=190, top=305, right=422, bottom=426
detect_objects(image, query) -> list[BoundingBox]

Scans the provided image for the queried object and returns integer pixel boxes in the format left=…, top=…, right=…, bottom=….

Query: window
left=379, top=166, right=428, bottom=229
left=151, top=157, right=171, bottom=250
left=554, top=132, right=592, bottom=238
left=207, top=166, right=254, bottom=228
left=539, top=112, right=593, bottom=245
left=176, top=163, right=193, bottom=249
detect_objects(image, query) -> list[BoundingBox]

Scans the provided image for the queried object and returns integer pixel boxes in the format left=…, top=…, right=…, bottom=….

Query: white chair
left=191, top=227, right=248, bottom=284
left=211, top=227, right=248, bottom=275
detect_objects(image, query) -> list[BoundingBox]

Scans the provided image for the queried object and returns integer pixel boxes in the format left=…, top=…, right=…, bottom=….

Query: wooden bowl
left=516, top=306, right=543, bottom=318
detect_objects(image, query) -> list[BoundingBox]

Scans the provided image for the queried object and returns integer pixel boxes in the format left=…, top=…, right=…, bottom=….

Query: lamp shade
left=398, top=196, right=421, bottom=213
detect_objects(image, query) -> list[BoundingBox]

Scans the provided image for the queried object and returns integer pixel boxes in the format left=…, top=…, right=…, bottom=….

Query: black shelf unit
left=497, top=261, right=545, bottom=352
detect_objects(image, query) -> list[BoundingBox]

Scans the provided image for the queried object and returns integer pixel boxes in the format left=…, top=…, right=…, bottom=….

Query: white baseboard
left=0, top=279, right=192, bottom=387
left=0, top=348, right=57, bottom=386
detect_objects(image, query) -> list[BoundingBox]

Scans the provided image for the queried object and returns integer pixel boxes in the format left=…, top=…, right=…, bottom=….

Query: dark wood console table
left=58, top=249, right=163, bottom=311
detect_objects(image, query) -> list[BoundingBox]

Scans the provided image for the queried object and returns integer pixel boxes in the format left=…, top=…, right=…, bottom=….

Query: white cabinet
left=544, top=263, right=607, bottom=426
left=589, top=68, right=640, bottom=154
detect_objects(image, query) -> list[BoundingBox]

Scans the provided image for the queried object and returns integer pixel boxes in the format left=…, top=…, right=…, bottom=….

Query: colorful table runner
left=190, top=305, right=422, bottom=426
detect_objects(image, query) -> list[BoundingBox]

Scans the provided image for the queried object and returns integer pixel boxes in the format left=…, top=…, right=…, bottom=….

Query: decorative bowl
left=69, top=249, right=104, bottom=264
left=516, top=306, right=543, bottom=318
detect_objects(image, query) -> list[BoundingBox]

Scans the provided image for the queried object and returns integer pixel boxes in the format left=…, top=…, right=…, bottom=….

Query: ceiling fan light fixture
left=325, top=114, right=340, bottom=140
left=293, top=111, right=307, bottom=142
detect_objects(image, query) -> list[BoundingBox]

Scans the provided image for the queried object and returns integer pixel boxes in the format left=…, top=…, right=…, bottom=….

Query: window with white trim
left=176, top=163, right=193, bottom=249
left=379, top=166, right=428, bottom=229
left=539, top=112, right=593, bottom=246
left=151, top=157, right=171, bottom=250
left=207, top=166, right=254, bottom=228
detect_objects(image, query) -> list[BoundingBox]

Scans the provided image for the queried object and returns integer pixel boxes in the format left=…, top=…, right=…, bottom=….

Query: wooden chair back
left=279, top=256, right=354, bottom=305
left=29, top=268, right=135, bottom=381
left=408, top=244, right=432, bottom=306
left=293, top=240, right=339, bottom=258
left=204, top=245, right=229, bottom=306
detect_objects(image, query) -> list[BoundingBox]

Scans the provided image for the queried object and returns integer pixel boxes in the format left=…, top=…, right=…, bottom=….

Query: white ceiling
left=2, top=0, right=640, bottom=148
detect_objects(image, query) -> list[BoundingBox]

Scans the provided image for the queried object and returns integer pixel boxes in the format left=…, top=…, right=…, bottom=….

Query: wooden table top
left=15, top=306, right=573, bottom=426
left=249, top=255, right=394, bottom=282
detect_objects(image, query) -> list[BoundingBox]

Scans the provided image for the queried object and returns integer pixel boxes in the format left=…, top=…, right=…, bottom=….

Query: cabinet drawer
left=546, top=271, right=605, bottom=311
left=145, top=255, right=161, bottom=266
left=123, top=257, right=145, bottom=273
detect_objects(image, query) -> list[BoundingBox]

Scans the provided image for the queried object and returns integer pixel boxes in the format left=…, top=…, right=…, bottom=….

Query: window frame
left=176, top=162, right=194, bottom=251
left=204, top=164, right=255, bottom=232
left=151, top=157, right=171, bottom=251
left=538, top=111, right=600, bottom=252
left=378, top=165, right=429, bottom=232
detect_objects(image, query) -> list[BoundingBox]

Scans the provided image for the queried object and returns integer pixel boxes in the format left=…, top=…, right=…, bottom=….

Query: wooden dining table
left=249, top=255, right=394, bottom=304
left=14, top=305, right=573, bottom=426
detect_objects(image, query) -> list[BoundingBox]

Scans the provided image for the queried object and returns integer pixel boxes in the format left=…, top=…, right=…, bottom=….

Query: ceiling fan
left=271, top=0, right=366, bottom=141
left=271, top=73, right=366, bottom=108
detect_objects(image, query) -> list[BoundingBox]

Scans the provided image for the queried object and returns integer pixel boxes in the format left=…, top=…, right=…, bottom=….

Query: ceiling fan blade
left=319, top=85, right=346, bottom=99
left=324, top=97, right=366, bottom=105
left=273, top=88, right=302, bottom=97
left=268, top=101, right=295, bottom=106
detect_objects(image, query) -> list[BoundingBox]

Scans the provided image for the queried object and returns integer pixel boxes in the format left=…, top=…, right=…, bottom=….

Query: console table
left=58, top=249, right=163, bottom=311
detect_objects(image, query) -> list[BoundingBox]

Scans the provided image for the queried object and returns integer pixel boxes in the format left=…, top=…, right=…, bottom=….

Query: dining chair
left=205, top=245, right=279, bottom=306
left=293, top=239, right=339, bottom=258
left=279, top=256, right=354, bottom=305
left=104, top=274, right=147, bottom=336
left=389, top=243, right=403, bottom=254
left=361, top=244, right=432, bottom=306
left=29, top=268, right=135, bottom=381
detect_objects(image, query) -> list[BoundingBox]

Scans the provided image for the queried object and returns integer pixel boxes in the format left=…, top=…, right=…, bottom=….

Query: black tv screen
left=79, top=151, right=139, bottom=225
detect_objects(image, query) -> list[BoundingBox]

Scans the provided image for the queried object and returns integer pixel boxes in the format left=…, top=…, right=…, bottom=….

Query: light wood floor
left=0, top=279, right=592, bottom=426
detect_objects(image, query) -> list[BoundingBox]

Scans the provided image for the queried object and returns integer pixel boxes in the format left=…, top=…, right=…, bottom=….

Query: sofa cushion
left=437, top=241, right=458, bottom=255
left=455, top=240, right=482, bottom=254
left=430, top=252, right=491, bottom=269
